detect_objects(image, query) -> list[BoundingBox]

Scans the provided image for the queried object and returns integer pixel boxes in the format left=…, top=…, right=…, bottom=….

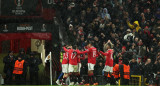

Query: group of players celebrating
left=56, top=40, right=114, bottom=85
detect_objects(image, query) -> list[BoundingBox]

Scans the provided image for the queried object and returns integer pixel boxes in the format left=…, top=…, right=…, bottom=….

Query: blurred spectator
left=127, top=20, right=141, bottom=32
left=143, top=58, right=154, bottom=84
left=124, top=29, right=134, bottom=42
left=101, top=8, right=111, bottom=20
left=129, top=58, right=141, bottom=75
left=155, top=58, right=160, bottom=86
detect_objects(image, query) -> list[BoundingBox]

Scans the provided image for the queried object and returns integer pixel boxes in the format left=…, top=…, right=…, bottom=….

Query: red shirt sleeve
left=63, top=47, right=69, bottom=52
left=81, top=49, right=89, bottom=54
left=100, top=51, right=108, bottom=56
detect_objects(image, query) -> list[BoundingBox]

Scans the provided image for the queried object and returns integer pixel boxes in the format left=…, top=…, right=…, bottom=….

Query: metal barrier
left=118, top=75, right=142, bottom=86
left=130, top=75, right=142, bottom=86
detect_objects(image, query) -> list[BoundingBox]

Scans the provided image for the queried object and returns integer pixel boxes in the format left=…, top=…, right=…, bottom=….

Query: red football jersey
left=82, top=47, right=99, bottom=64
left=62, top=52, right=69, bottom=64
left=63, top=47, right=77, bottom=65
left=100, top=49, right=114, bottom=67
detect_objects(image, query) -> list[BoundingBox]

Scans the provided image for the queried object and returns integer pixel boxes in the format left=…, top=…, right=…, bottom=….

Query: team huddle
left=56, top=40, right=116, bottom=85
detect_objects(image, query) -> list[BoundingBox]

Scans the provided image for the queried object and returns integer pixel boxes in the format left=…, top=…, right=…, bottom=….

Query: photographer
left=28, top=52, right=42, bottom=85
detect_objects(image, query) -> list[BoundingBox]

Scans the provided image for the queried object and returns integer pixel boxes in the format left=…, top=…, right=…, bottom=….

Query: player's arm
left=63, top=47, right=69, bottom=52
left=76, top=50, right=83, bottom=54
left=99, top=51, right=108, bottom=56
left=95, top=50, right=100, bottom=57
left=80, top=49, right=89, bottom=54
left=80, top=54, right=85, bottom=60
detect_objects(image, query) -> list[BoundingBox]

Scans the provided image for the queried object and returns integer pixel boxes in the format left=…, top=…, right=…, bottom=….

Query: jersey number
left=71, top=53, right=76, bottom=59
left=93, top=51, right=96, bottom=58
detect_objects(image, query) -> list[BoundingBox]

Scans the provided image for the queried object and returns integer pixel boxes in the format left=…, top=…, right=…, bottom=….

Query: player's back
left=88, top=47, right=97, bottom=64
left=62, top=52, right=69, bottom=64
left=68, top=49, right=78, bottom=65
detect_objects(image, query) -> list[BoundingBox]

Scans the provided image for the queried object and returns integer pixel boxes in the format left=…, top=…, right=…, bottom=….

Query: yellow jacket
left=127, top=21, right=141, bottom=32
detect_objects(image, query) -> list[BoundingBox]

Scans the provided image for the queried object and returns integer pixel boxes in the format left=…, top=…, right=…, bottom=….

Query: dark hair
left=73, top=45, right=78, bottom=49
left=87, top=41, right=93, bottom=45
left=123, top=58, right=129, bottom=65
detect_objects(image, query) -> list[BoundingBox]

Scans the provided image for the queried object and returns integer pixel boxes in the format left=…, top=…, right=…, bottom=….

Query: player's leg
left=84, top=63, right=91, bottom=85
left=68, top=64, right=76, bottom=85
left=76, top=63, right=82, bottom=84
left=61, top=64, right=69, bottom=85
left=87, top=63, right=97, bottom=85
left=56, top=72, right=64, bottom=85
left=103, top=65, right=109, bottom=84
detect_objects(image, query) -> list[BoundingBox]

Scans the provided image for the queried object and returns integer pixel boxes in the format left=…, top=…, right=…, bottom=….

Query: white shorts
left=62, top=64, right=68, bottom=73
left=88, top=63, right=95, bottom=71
left=103, top=65, right=113, bottom=73
left=77, top=63, right=81, bottom=72
left=68, top=64, right=78, bottom=73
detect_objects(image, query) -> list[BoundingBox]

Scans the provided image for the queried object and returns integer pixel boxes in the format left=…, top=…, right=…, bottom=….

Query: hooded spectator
left=127, top=20, right=141, bottom=32
left=101, top=8, right=111, bottom=20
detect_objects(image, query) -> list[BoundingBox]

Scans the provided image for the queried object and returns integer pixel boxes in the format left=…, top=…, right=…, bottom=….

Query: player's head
left=87, top=42, right=93, bottom=48
left=122, top=58, right=129, bottom=65
left=73, top=45, right=78, bottom=50
left=107, top=43, right=112, bottom=49
left=67, top=45, right=72, bottom=49
left=104, top=42, right=113, bottom=52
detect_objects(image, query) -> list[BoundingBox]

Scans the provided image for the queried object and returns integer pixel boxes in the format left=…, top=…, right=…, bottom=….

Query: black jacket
left=129, top=62, right=141, bottom=75
left=3, top=55, right=16, bottom=73
left=28, top=57, right=42, bottom=72
left=143, top=63, right=153, bottom=77
left=94, top=64, right=104, bottom=76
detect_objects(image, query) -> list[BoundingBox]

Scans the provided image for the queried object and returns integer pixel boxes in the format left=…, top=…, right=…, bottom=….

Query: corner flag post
left=50, top=52, right=52, bottom=85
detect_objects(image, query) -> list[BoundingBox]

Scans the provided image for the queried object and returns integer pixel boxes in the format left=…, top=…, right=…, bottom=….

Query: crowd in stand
left=55, top=0, right=160, bottom=85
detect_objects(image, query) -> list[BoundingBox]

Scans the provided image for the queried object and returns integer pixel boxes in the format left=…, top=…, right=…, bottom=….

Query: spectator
left=145, top=8, right=152, bottom=21
left=136, top=39, right=146, bottom=60
left=129, top=58, right=140, bottom=75
left=143, top=58, right=154, bottom=84
left=124, top=29, right=134, bottom=42
left=155, top=58, right=160, bottom=86
left=101, top=8, right=111, bottom=20
left=127, top=20, right=141, bottom=32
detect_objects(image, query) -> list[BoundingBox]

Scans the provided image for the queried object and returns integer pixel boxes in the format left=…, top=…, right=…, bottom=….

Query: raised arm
left=80, top=49, right=89, bottom=54
left=76, top=50, right=83, bottom=54
left=63, top=47, right=69, bottom=52
left=99, top=51, right=108, bottom=56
